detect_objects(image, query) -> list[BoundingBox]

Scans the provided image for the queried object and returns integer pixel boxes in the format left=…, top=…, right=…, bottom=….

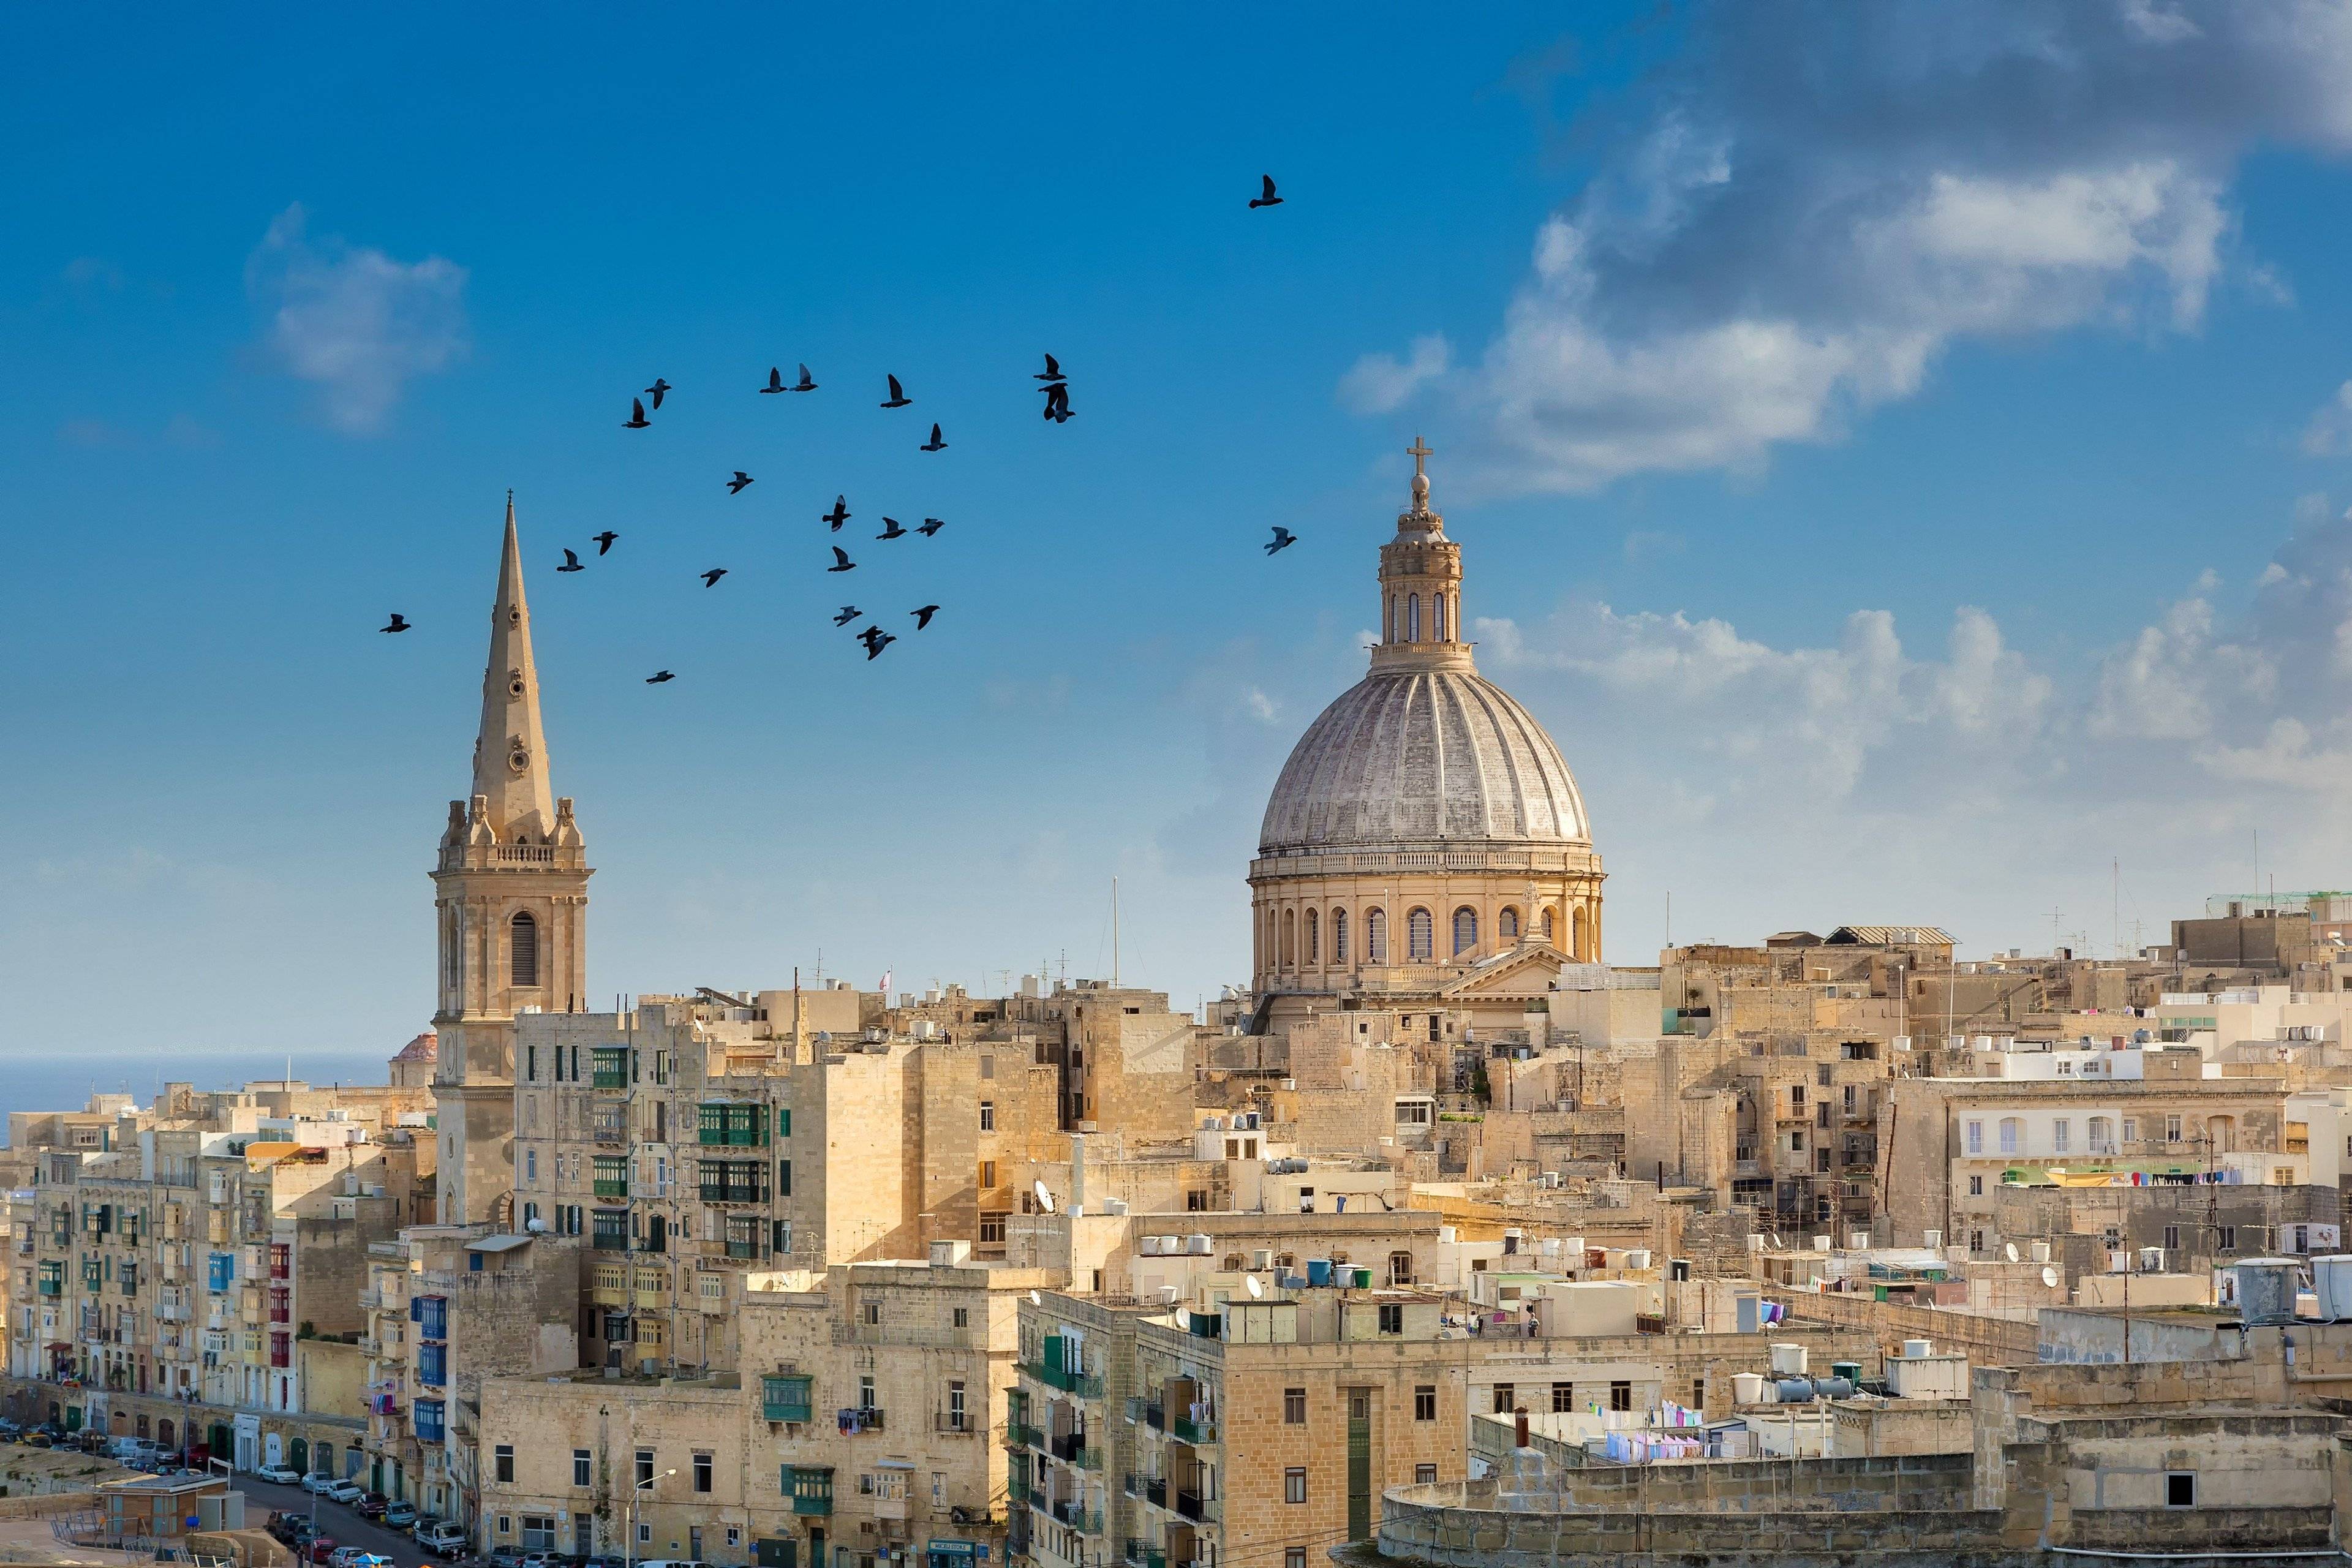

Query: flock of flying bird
left=378, top=174, right=1298, bottom=680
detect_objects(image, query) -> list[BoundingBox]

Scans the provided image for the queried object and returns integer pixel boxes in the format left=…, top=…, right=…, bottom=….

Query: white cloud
left=2196, top=718, right=2352, bottom=788
left=2304, top=381, right=2352, bottom=455
left=1239, top=687, right=1280, bottom=723
left=1339, top=333, right=1450, bottom=415
left=245, top=203, right=468, bottom=434
left=1354, top=4, right=2350, bottom=493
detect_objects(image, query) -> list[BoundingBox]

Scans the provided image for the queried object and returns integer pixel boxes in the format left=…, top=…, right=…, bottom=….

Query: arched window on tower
left=1499, top=907, right=1520, bottom=940
left=1540, top=905, right=1558, bottom=943
left=1452, top=907, right=1477, bottom=956
left=445, top=910, right=463, bottom=991
left=1332, top=908, right=1348, bottom=963
left=1304, top=908, right=1319, bottom=966
left=1281, top=909, right=1295, bottom=968
left=1408, top=594, right=1420, bottom=643
left=1406, top=907, right=1434, bottom=962
left=510, top=911, right=538, bottom=988
left=1572, top=905, right=1589, bottom=961
left=1365, top=908, right=1387, bottom=964
left=1434, top=594, right=1447, bottom=641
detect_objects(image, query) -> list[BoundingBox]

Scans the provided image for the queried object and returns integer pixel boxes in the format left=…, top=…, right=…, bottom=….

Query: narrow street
left=230, top=1476, right=445, bottom=1568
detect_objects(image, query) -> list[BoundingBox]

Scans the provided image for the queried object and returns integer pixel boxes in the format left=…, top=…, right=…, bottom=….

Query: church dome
left=1259, top=667, right=1589, bottom=854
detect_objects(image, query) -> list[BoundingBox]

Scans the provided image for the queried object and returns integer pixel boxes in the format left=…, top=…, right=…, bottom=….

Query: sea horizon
left=0, top=1050, right=399, bottom=1138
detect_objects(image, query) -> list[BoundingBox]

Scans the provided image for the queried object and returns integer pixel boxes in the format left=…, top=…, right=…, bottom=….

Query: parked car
left=331, top=1548, right=371, bottom=1567
left=417, top=1521, right=472, bottom=1558
left=301, top=1472, right=338, bottom=1494
left=345, top=1556, right=394, bottom=1568
left=355, top=1492, right=389, bottom=1519
left=24, top=1434, right=53, bottom=1449
left=306, top=1537, right=339, bottom=1564
left=383, top=1501, right=417, bottom=1528
left=326, top=1480, right=365, bottom=1504
left=257, top=1464, right=302, bottom=1485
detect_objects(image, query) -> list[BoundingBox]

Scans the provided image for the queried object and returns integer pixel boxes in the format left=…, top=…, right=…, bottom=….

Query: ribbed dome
left=1259, top=668, right=1589, bottom=854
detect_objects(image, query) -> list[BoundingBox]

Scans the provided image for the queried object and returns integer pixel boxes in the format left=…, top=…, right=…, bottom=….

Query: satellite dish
left=1245, top=1275, right=1265, bottom=1299
left=2004, top=1242, right=2019, bottom=1263
left=2041, top=1266, right=2060, bottom=1288
left=1028, top=1289, right=1042, bottom=1306
left=1034, top=1180, right=1057, bottom=1215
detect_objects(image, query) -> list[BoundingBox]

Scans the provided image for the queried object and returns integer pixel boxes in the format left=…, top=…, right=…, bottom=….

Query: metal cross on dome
left=1407, top=435, right=1432, bottom=480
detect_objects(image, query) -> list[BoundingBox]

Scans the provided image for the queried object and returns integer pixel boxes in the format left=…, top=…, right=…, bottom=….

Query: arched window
left=1452, top=907, right=1478, bottom=956
left=445, top=910, right=463, bottom=990
left=1280, top=909, right=1295, bottom=967
left=1572, top=905, right=1589, bottom=960
left=1406, top=907, right=1434, bottom=961
left=1499, top=907, right=1520, bottom=940
left=1540, top=905, right=1557, bottom=942
left=1366, top=908, right=1387, bottom=963
left=1408, top=594, right=1420, bottom=643
left=1304, top=908, right=1319, bottom=965
left=510, top=911, right=538, bottom=987
left=1332, top=908, right=1348, bottom=963
left=1434, top=594, right=1447, bottom=641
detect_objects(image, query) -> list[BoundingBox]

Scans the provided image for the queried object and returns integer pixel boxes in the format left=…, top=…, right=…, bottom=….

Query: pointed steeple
left=470, top=491, right=556, bottom=840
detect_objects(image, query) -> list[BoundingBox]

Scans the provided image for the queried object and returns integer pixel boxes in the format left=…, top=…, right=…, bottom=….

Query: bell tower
left=1372, top=436, right=1471, bottom=676
left=431, top=494, right=591, bottom=1226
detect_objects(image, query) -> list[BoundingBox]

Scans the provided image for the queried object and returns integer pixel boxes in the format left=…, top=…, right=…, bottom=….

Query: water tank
left=1902, top=1338, right=1933, bottom=1360
left=1812, top=1235, right=1832, bottom=1252
left=1732, top=1372, right=1768, bottom=1405
left=1769, top=1343, right=1808, bottom=1376
left=1625, top=1249, right=1653, bottom=1270
left=1809, top=1376, right=1856, bottom=1400
left=2312, top=1256, right=2352, bottom=1319
left=1140, top=1235, right=1164, bottom=1256
left=1352, top=1267, right=1373, bottom=1289
left=1774, top=1378, right=1817, bottom=1402
left=2231, top=1259, right=2302, bottom=1325
left=1187, top=1234, right=1213, bottom=1256
left=1831, top=1361, right=1862, bottom=1384
left=1306, top=1259, right=1333, bottom=1287
left=1251, top=1249, right=1274, bottom=1271
left=2030, top=1240, right=2052, bottom=1264
left=1156, top=1235, right=1181, bottom=1255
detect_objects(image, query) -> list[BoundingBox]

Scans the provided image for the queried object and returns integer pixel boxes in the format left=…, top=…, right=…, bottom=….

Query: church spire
left=1371, top=437, right=1471, bottom=674
left=470, top=491, right=556, bottom=840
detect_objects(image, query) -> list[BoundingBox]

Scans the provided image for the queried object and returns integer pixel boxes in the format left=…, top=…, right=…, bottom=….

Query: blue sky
left=12, top=3, right=2352, bottom=1059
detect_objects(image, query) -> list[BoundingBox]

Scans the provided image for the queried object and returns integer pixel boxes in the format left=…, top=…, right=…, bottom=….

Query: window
left=693, top=1452, right=713, bottom=1494
left=1452, top=907, right=1477, bottom=956
left=1332, top=908, right=1348, bottom=963
left=2165, top=1114, right=2183, bottom=1144
left=1966, top=1120, right=1983, bottom=1155
left=497, top=1518, right=511, bottom=1537
left=2166, top=1472, right=2196, bottom=1508
left=1491, top=1383, right=1514, bottom=1414
left=2052, top=1119, right=2070, bottom=1154
left=978, top=1213, right=1006, bottom=1245
left=637, top=1525, right=650, bottom=1546
left=1305, top=908, right=1319, bottom=965
left=1968, top=1174, right=1984, bottom=1197
left=2122, top=1117, right=2139, bottom=1143
left=864, top=1300, right=881, bottom=1326
left=1366, top=908, right=1386, bottom=963
left=979, top=1102, right=995, bottom=1132
left=1434, top=594, right=1446, bottom=640
left=1998, top=1118, right=2021, bottom=1155
left=1415, top=1464, right=1438, bottom=1485
left=2163, top=1224, right=2180, bottom=1252
left=1287, top=1551, right=1306, bottom=1568
left=525, top=1149, right=537, bottom=1183
left=778, top=1158, right=793, bottom=1196
left=1549, top=1382, right=1573, bottom=1413
left=572, top=1449, right=592, bottom=1487
left=1609, top=1381, right=1631, bottom=1412
left=1407, top=907, right=1433, bottom=961
left=978, top=1161, right=997, bottom=1190
left=1498, top=907, right=1518, bottom=940
left=636, top=1450, right=655, bottom=1488
left=1790, top=1084, right=1806, bottom=1109
left=495, top=1446, right=514, bottom=1484
left=2218, top=1226, right=2237, bottom=1251
left=953, top=1306, right=969, bottom=1328
left=1407, top=594, right=1420, bottom=642
left=1284, top=1468, right=1307, bottom=1505
left=1414, top=1385, right=1435, bottom=1421
left=510, top=911, right=539, bottom=987
left=763, top=1375, right=813, bottom=1423
left=1283, top=1387, right=1306, bottom=1424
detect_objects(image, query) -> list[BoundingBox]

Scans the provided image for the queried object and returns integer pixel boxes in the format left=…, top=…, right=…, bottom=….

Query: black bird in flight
left=822, top=495, right=851, bottom=531
left=624, top=398, right=651, bottom=429
left=793, top=363, right=818, bottom=392
left=645, top=377, right=672, bottom=409
left=880, top=374, right=911, bottom=409
left=828, top=546, right=856, bottom=573
left=920, top=423, right=947, bottom=452
left=701, top=567, right=729, bottom=587
left=876, top=516, right=908, bottom=540
left=917, top=516, right=945, bottom=537
left=760, top=366, right=787, bottom=395
left=380, top=613, right=410, bottom=633
left=1042, top=382, right=1074, bottom=422
left=1250, top=174, right=1283, bottom=209
left=911, top=605, right=939, bottom=630
left=1265, top=526, right=1297, bottom=555
left=1036, top=353, right=1065, bottom=383
left=646, top=669, right=675, bottom=684
left=557, top=548, right=586, bottom=573
left=592, top=531, right=619, bottom=555
left=728, top=471, right=755, bottom=494
left=832, top=606, right=862, bottom=627
left=860, top=626, right=896, bottom=660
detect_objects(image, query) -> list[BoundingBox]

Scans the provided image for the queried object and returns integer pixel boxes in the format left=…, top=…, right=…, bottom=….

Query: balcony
left=1007, top=1422, right=1045, bottom=1451
left=1124, top=1476, right=1166, bottom=1510
left=1023, top=1362, right=1104, bottom=1399
left=1008, top=1476, right=1031, bottom=1507
left=592, top=1120, right=628, bottom=1145
left=1124, top=1397, right=1166, bottom=1430
left=593, top=1179, right=630, bottom=1199
left=786, top=1466, right=834, bottom=1517
left=1174, top=1491, right=1217, bottom=1523
left=1172, top=1415, right=1216, bottom=1446
left=1125, top=1544, right=1166, bottom=1568
left=936, top=1412, right=974, bottom=1434
left=700, top=1183, right=771, bottom=1206
left=1049, top=1433, right=1099, bottom=1469
left=1048, top=1501, right=1101, bottom=1534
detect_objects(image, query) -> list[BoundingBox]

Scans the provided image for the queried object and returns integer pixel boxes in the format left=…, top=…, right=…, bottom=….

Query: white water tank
left=1768, top=1343, right=1808, bottom=1376
left=1625, top=1249, right=1653, bottom=1269
left=1847, top=1231, right=1870, bottom=1250
left=2312, top=1256, right=2352, bottom=1319
left=1812, top=1235, right=1832, bottom=1252
left=1140, top=1235, right=1164, bottom=1256
left=1902, top=1338, right=1933, bottom=1360
left=1187, top=1234, right=1213, bottom=1256
left=1733, top=1372, right=1768, bottom=1404
left=2030, top=1240, right=2052, bottom=1264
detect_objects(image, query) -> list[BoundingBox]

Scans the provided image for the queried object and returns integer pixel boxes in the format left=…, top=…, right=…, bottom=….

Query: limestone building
left=1249, top=447, right=1603, bottom=1032
left=434, top=497, right=593, bottom=1227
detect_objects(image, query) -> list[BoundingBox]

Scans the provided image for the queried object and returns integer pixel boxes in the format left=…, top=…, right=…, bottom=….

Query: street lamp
left=625, top=1469, right=675, bottom=1568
